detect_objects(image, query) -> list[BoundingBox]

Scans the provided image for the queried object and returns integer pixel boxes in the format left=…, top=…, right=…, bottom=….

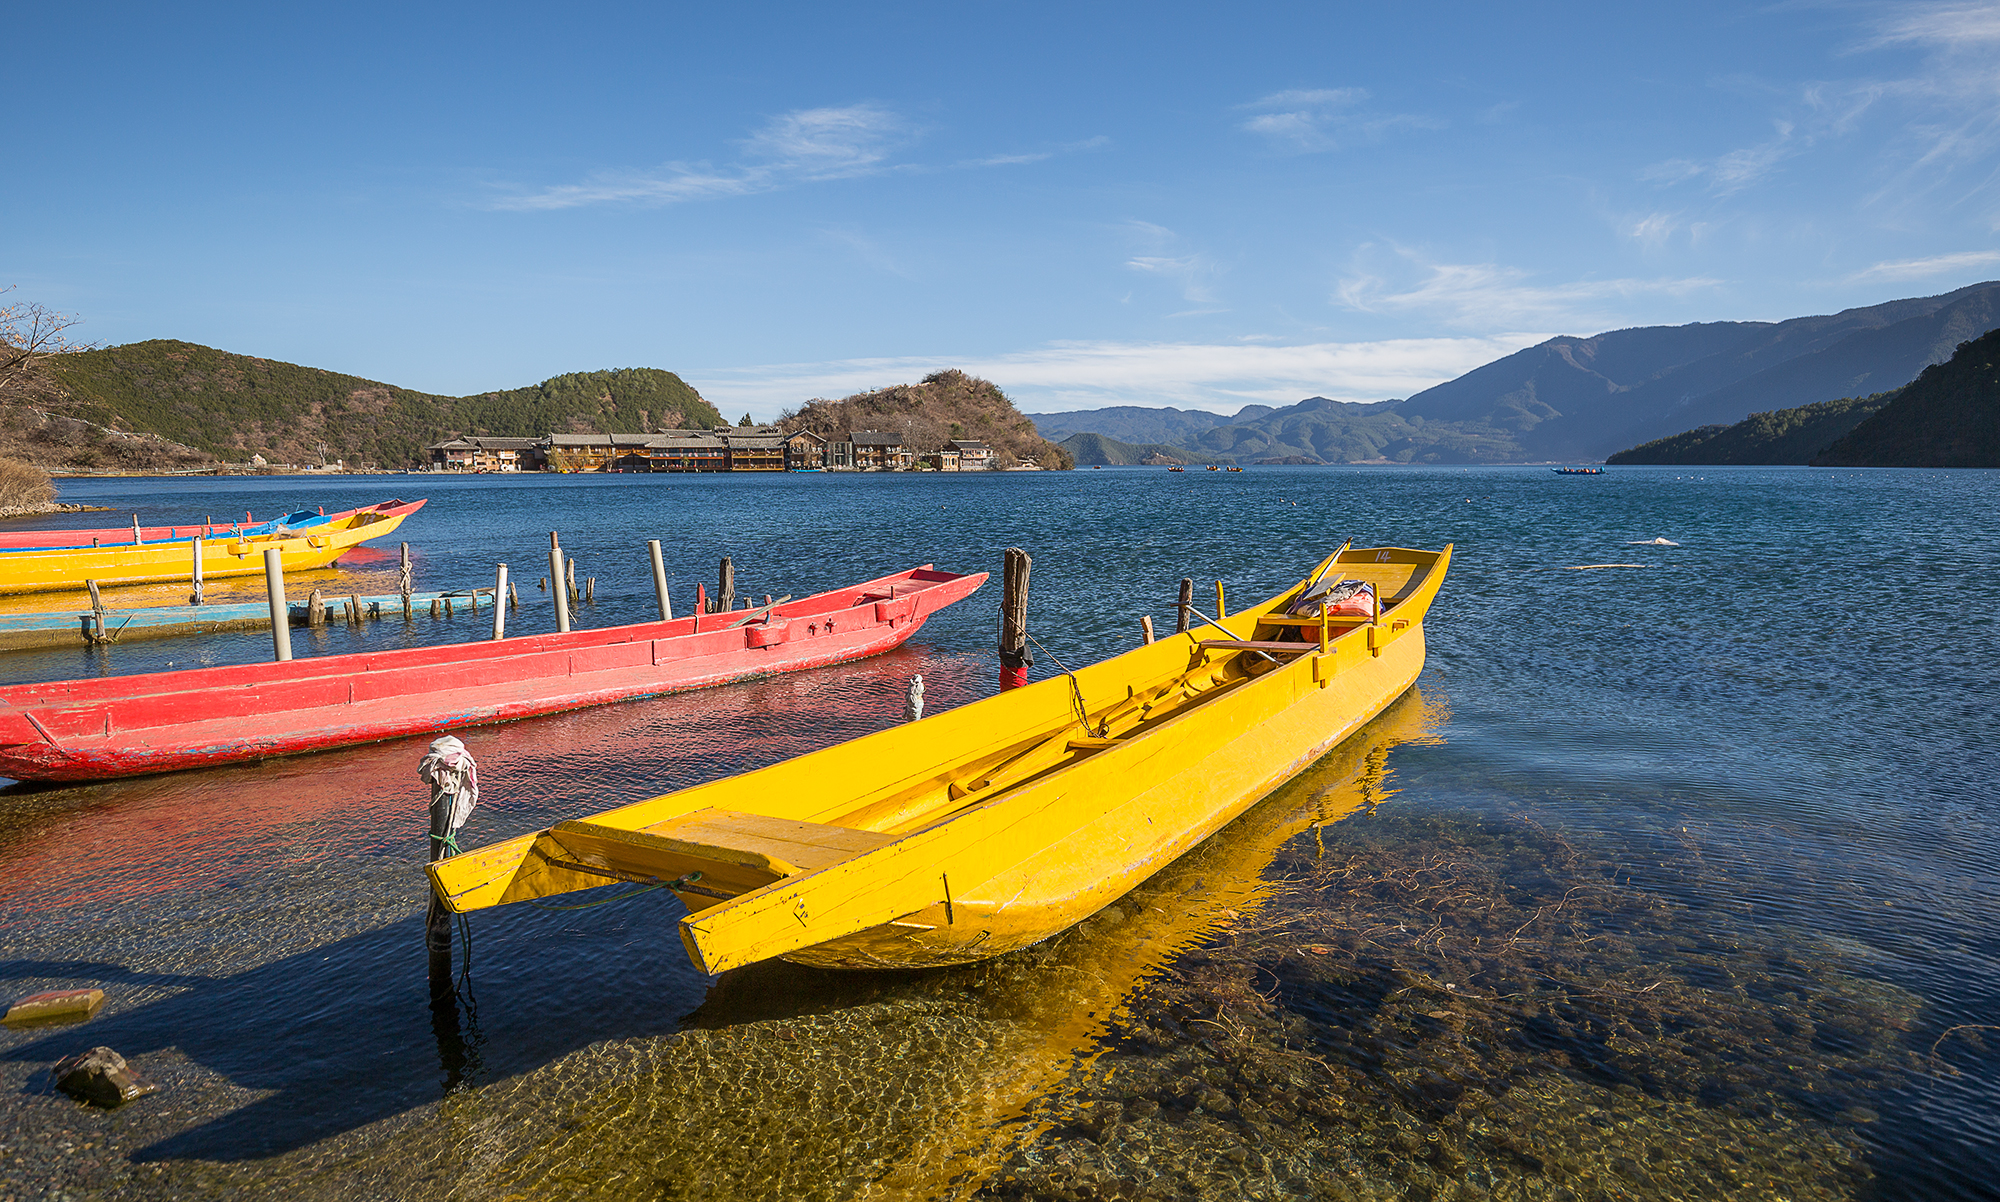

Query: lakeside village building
left=424, top=428, right=998, bottom=473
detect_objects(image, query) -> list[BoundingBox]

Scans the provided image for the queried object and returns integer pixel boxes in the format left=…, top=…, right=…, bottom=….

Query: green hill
left=1812, top=329, right=2000, bottom=467
left=33, top=340, right=719, bottom=469
left=1059, top=431, right=1217, bottom=465
left=1606, top=391, right=1900, bottom=465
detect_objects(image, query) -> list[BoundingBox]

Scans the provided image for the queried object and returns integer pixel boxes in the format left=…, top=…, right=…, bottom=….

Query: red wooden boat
left=0, top=565, right=985, bottom=783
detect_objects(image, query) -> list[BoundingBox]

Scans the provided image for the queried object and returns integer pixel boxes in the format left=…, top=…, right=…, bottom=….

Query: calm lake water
left=0, top=466, right=1995, bottom=1200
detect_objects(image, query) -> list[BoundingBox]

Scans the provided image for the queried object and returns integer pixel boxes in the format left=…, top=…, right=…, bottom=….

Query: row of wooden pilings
left=260, top=542, right=514, bottom=662
left=255, top=533, right=796, bottom=664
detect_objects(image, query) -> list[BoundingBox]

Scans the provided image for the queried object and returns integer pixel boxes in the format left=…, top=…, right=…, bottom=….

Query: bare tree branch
left=0, top=287, right=97, bottom=403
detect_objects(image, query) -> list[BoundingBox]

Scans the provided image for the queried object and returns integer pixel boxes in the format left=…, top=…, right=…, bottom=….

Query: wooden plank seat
left=1197, top=639, right=1318, bottom=654
left=543, top=809, right=897, bottom=898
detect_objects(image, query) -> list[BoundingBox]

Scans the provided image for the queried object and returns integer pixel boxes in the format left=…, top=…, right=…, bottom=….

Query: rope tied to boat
left=419, top=736, right=480, bottom=856
left=1026, top=633, right=1101, bottom=737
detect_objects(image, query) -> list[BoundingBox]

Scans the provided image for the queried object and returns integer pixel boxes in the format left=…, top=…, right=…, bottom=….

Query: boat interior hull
left=431, top=545, right=1452, bottom=974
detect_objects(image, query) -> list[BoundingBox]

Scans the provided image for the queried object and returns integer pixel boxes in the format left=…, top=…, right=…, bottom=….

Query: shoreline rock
left=0, top=501, right=115, bottom=518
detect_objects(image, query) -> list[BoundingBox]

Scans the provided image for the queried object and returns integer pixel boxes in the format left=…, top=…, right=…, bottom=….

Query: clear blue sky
left=8, top=2, right=1998, bottom=417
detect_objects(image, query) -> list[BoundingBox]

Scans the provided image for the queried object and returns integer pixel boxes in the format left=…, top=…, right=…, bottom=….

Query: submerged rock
left=52, top=1046, right=156, bottom=1107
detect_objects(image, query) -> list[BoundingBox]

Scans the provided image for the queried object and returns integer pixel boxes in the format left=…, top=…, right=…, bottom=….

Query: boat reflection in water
left=387, top=687, right=1447, bottom=1201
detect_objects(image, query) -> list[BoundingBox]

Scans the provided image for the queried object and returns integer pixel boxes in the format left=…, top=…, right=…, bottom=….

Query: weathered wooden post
left=131, top=514, right=141, bottom=543
left=400, top=542, right=413, bottom=617
left=492, top=565, right=508, bottom=640
left=1176, top=578, right=1193, bottom=634
left=1140, top=615, right=1155, bottom=645
left=263, top=548, right=292, bottom=662
left=999, top=547, right=1031, bottom=690
left=585, top=577, right=595, bottom=604
left=549, top=532, right=570, bottom=634
left=718, top=557, right=735, bottom=613
left=420, top=736, right=479, bottom=996
left=84, top=579, right=105, bottom=643
left=905, top=675, right=925, bottom=722
left=190, top=537, right=204, bottom=606
left=648, top=540, right=672, bottom=620
left=349, top=594, right=363, bottom=626
left=508, top=580, right=519, bottom=610
left=566, top=558, right=578, bottom=604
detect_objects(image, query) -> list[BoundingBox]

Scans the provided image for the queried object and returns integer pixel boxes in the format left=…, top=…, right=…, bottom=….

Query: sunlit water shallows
left=0, top=467, right=1995, bottom=1201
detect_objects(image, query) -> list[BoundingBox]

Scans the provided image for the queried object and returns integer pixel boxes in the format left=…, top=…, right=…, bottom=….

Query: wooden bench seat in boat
left=1196, top=639, right=1319, bottom=654
left=542, top=809, right=896, bottom=898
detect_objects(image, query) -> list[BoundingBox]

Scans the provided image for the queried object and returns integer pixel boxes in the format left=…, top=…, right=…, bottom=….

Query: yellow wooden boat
left=430, top=543, right=1451, bottom=973
left=0, top=499, right=425, bottom=595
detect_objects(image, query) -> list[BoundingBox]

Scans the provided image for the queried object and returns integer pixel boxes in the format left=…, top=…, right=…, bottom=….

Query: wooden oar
left=724, top=596, right=793, bottom=628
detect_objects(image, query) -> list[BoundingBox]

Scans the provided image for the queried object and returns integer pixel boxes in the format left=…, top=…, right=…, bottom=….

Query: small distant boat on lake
left=0, top=500, right=426, bottom=596
left=429, top=543, right=1451, bottom=974
left=0, top=564, right=984, bottom=783
left=1551, top=467, right=1606, bottom=475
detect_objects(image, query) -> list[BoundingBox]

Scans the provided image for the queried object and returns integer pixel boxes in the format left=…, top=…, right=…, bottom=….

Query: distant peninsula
left=1608, top=327, right=1999, bottom=468
left=780, top=370, right=1070, bottom=470
left=1605, top=391, right=1900, bottom=466
left=2, top=341, right=1071, bottom=474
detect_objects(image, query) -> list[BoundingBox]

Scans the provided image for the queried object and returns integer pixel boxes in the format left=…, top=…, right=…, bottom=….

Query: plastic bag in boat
left=1289, top=578, right=1374, bottom=619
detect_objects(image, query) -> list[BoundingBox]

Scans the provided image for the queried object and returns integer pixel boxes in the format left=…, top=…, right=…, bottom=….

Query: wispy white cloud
left=1237, top=87, right=1442, bottom=152
left=956, top=135, right=1110, bottom=169
left=491, top=103, right=910, bottom=211
left=490, top=106, right=1099, bottom=210
left=1844, top=248, right=2000, bottom=281
left=1626, top=211, right=1683, bottom=247
left=1642, top=120, right=1800, bottom=195
left=1121, top=221, right=1224, bottom=305
left=1336, top=247, right=1721, bottom=331
left=1643, top=5, right=2000, bottom=213
left=687, top=334, right=1551, bottom=418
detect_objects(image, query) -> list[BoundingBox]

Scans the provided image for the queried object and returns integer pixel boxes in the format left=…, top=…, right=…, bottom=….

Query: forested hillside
left=1812, top=329, right=2000, bottom=467
left=1606, top=391, right=1900, bottom=465
left=781, top=370, right=1072, bottom=468
left=30, top=340, right=719, bottom=468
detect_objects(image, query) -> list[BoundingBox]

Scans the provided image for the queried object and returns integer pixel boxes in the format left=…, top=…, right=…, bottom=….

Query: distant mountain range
left=1032, top=282, right=2000, bottom=465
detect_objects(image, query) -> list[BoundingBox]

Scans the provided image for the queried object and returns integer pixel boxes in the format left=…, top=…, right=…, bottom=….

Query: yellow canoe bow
left=0, top=499, right=425, bottom=596
left=430, top=543, right=1452, bottom=973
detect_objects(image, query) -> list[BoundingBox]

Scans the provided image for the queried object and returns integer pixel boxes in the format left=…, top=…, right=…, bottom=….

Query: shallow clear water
left=0, top=466, right=1995, bottom=1200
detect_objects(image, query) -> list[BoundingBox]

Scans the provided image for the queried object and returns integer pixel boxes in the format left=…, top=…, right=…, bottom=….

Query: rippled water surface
left=1, top=466, right=1995, bottom=1200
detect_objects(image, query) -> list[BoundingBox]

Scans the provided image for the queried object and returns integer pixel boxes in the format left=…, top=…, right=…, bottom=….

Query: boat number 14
left=1376, top=550, right=1393, bottom=561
